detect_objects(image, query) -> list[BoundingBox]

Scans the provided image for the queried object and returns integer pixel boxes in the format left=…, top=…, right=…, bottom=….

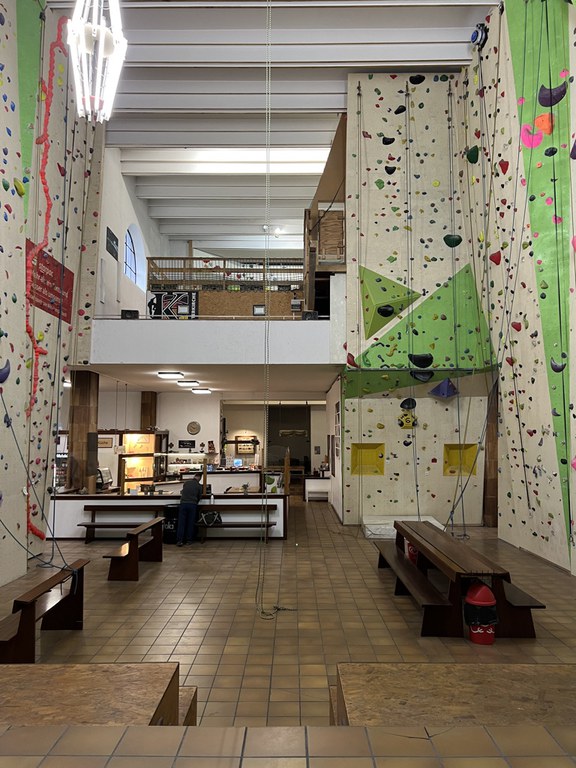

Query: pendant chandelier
left=67, top=0, right=127, bottom=122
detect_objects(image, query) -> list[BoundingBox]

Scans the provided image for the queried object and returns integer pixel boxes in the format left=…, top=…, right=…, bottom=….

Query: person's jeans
left=177, top=502, right=198, bottom=543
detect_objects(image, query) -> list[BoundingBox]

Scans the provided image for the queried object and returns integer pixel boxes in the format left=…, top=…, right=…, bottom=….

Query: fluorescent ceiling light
left=191, top=388, right=211, bottom=395
left=157, top=371, right=184, bottom=380
left=67, top=0, right=127, bottom=122
left=176, top=380, right=200, bottom=387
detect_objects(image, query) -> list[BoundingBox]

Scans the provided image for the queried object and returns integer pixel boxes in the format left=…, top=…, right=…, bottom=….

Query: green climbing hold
left=443, top=234, right=462, bottom=248
left=466, top=145, right=479, bottom=164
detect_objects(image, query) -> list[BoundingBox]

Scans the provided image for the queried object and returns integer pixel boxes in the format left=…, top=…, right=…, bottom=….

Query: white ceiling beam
left=114, top=93, right=345, bottom=112
left=124, top=42, right=474, bottom=67
left=108, top=113, right=339, bottom=129
left=124, top=27, right=471, bottom=46
left=149, top=221, right=303, bottom=234
left=149, top=203, right=306, bottom=218
left=136, top=185, right=316, bottom=200
left=148, top=198, right=308, bottom=210
left=135, top=175, right=320, bottom=198
left=106, top=130, right=337, bottom=146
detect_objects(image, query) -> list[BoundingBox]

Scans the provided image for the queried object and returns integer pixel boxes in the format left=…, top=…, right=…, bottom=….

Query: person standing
left=177, top=472, right=203, bottom=546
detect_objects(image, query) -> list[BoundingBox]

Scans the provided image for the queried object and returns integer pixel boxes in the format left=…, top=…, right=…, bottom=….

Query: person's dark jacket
left=180, top=477, right=202, bottom=504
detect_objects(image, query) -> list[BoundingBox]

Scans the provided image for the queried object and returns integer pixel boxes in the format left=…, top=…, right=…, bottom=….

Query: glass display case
left=119, top=431, right=169, bottom=494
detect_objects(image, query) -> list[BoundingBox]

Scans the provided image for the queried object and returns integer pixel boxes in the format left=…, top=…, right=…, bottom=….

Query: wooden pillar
left=67, top=371, right=99, bottom=494
left=482, top=380, right=499, bottom=527
left=141, top=391, right=157, bottom=431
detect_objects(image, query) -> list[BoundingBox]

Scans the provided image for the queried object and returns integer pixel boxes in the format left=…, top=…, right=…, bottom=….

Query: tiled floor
left=1, top=495, right=576, bottom=764
left=0, top=722, right=575, bottom=766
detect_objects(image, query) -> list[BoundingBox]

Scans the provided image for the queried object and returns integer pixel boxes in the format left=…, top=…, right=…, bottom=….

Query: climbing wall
left=0, top=2, right=101, bottom=585
left=0, top=0, right=28, bottom=581
left=344, top=73, right=494, bottom=528
left=343, top=393, right=487, bottom=528
left=344, top=3, right=575, bottom=571
left=455, top=1, right=574, bottom=570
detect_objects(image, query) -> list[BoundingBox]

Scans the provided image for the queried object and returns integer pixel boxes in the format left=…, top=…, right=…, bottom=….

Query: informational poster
left=148, top=291, right=198, bottom=319
left=27, top=239, right=74, bottom=323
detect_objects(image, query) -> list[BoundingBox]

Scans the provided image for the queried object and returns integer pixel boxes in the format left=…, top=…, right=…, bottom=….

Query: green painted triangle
left=359, top=266, right=420, bottom=339
left=16, top=0, right=43, bottom=219
left=357, top=265, right=495, bottom=374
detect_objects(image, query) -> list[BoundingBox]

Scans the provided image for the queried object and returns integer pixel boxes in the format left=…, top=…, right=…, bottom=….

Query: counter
left=48, top=492, right=288, bottom=539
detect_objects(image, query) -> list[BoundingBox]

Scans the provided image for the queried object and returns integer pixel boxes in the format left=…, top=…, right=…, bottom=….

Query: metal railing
left=147, top=256, right=304, bottom=293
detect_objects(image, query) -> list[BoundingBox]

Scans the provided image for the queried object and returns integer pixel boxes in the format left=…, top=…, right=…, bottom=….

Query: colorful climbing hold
left=443, top=234, right=462, bottom=248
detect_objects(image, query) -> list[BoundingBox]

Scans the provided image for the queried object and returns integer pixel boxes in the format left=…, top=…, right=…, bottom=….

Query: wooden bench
left=375, top=540, right=452, bottom=635
left=0, top=611, right=24, bottom=664
left=382, top=521, right=545, bottom=638
left=0, top=558, right=89, bottom=663
left=80, top=503, right=169, bottom=543
left=103, top=518, right=164, bottom=581
left=196, top=504, right=277, bottom=542
left=500, top=580, right=546, bottom=637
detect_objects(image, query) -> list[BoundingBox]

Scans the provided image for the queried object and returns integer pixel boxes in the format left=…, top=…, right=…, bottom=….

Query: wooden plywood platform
left=0, top=663, right=180, bottom=726
left=336, top=663, right=576, bottom=727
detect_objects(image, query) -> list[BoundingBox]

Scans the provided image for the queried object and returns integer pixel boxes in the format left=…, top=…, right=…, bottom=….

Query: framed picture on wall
left=98, top=436, right=113, bottom=449
left=237, top=436, right=257, bottom=454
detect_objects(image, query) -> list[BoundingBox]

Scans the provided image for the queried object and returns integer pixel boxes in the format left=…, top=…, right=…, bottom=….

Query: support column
left=67, top=370, right=99, bottom=494
left=141, top=391, right=157, bottom=431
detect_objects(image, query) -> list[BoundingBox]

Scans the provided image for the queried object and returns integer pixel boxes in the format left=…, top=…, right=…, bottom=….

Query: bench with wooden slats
left=196, top=504, right=277, bottom=542
left=0, top=558, right=89, bottom=663
left=103, top=517, right=164, bottom=581
left=388, top=521, right=546, bottom=638
left=79, top=503, right=170, bottom=543
left=375, top=540, right=452, bottom=635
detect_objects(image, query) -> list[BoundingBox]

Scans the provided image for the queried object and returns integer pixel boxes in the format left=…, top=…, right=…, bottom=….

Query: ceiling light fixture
left=176, top=380, right=200, bottom=387
left=262, top=224, right=283, bottom=237
left=67, top=0, right=127, bottom=122
left=191, top=388, right=211, bottom=395
left=63, top=380, right=72, bottom=389
left=157, top=371, right=184, bottom=380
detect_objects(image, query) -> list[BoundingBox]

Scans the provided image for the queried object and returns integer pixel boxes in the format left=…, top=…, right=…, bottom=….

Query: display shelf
left=118, top=432, right=169, bottom=494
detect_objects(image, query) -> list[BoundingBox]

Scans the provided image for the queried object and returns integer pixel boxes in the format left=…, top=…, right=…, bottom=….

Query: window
left=124, top=229, right=137, bottom=283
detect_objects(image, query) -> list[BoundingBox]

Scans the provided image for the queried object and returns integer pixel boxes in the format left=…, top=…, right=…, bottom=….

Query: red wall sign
left=27, top=239, right=74, bottom=324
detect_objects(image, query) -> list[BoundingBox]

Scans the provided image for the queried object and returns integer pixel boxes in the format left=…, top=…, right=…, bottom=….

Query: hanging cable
left=255, top=0, right=280, bottom=620
left=402, top=81, right=422, bottom=524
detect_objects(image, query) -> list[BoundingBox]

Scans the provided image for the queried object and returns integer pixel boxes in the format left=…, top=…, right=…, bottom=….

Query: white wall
left=222, top=404, right=266, bottom=465
left=97, top=148, right=170, bottom=318
left=310, top=405, right=328, bottom=474
left=157, top=391, right=222, bottom=456
left=91, top=319, right=332, bottom=366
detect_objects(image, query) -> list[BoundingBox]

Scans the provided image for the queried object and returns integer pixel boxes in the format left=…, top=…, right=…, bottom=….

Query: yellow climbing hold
left=14, top=178, right=25, bottom=197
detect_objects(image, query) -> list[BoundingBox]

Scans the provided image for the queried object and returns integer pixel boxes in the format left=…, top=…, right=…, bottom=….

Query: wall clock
left=187, top=421, right=201, bottom=436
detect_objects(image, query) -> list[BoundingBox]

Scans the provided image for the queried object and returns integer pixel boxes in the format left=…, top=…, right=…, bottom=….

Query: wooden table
left=0, top=663, right=179, bottom=726
left=381, top=520, right=544, bottom=637
left=335, top=662, right=576, bottom=727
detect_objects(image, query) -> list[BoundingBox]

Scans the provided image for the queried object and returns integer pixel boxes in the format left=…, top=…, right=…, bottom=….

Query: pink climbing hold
left=520, top=124, right=543, bottom=149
